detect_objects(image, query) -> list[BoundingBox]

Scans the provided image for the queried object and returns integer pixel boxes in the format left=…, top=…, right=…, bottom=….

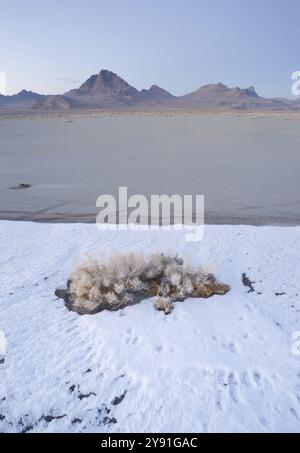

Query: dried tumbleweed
left=55, top=253, right=230, bottom=315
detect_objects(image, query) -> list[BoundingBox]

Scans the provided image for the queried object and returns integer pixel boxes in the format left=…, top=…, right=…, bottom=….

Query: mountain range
left=0, top=69, right=299, bottom=113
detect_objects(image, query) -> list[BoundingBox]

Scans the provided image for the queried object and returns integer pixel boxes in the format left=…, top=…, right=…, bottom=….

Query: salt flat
left=0, top=221, right=300, bottom=432
left=0, top=114, right=300, bottom=225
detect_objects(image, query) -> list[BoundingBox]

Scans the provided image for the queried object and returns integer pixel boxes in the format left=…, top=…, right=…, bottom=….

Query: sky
left=1, top=0, right=300, bottom=98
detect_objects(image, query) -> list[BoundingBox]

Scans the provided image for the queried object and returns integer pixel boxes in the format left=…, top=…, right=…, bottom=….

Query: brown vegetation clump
left=154, top=297, right=174, bottom=315
left=55, top=253, right=230, bottom=315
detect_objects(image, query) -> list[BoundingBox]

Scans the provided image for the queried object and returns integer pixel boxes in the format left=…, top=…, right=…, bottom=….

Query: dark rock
left=9, top=183, right=31, bottom=190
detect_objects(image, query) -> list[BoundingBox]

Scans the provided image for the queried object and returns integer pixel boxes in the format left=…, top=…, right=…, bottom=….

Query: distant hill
left=63, top=70, right=175, bottom=108
left=138, top=85, right=176, bottom=105
left=177, top=83, right=290, bottom=110
left=64, top=69, right=139, bottom=108
left=32, top=95, right=83, bottom=111
left=0, top=69, right=299, bottom=113
left=0, top=90, right=42, bottom=113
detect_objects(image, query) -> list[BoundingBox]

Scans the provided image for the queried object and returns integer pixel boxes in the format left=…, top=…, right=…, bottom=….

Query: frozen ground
left=0, top=221, right=300, bottom=433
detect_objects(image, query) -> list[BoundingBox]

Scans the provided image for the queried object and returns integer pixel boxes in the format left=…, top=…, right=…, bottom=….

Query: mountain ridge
left=0, top=69, right=299, bottom=113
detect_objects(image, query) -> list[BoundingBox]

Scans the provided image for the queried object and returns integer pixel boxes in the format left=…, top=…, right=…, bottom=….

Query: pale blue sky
left=1, top=0, right=299, bottom=97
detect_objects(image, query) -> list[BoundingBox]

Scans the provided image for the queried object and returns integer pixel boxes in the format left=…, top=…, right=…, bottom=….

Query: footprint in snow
left=290, top=407, right=300, bottom=420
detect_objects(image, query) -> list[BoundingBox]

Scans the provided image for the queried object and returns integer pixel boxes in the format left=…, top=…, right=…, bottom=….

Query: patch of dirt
left=78, top=392, right=97, bottom=400
left=39, top=414, right=67, bottom=423
left=71, top=418, right=83, bottom=425
left=111, top=391, right=127, bottom=406
left=242, top=273, right=255, bottom=293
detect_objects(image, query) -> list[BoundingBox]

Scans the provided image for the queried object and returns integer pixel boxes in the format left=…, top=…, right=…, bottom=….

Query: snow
left=0, top=220, right=300, bottom=433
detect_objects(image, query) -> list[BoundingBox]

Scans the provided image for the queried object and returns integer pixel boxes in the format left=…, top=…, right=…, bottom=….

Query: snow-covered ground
left=0, top=220, right=300, bottom=433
